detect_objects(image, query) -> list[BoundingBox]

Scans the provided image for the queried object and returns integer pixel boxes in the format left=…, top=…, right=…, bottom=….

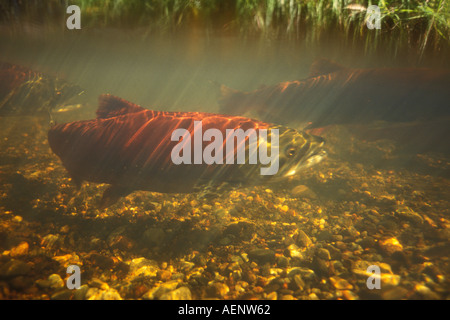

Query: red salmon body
left=48, top=94, right=325, bottom=207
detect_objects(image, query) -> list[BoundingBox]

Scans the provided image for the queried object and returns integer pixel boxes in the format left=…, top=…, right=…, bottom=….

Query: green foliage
left=0, top=0, right=448, bottom=56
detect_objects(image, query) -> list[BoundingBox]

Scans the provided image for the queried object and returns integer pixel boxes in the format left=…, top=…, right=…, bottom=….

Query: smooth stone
left=47, top=274, right=65, bottom=290
left=159, top=286, right=192, bottom=300
left=316, top=248, right=331, bottom=260
left=73, top=285, right=89, bottom=300
left=248, top=249, right=276, bottom=264
left=142, top=227, right=166, bottom=247
left=10, top=242, right=29, bottom=257
left=0, top=260, right=31, bottom=278
left=381, top=287, right=409, bottom=300
left=296, top=230, right=313, bottom=247
left=50, top=289, right=73, bottom=300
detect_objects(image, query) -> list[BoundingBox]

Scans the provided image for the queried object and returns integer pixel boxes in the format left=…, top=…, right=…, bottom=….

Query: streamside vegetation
left=1, top=0, right=449, bottom=55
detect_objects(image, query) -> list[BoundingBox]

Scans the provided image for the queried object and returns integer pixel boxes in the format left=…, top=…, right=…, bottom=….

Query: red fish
left=0, top=61, right=83, bottom=116
left=48, top=95, right=325, bottom=208
left=218, top=59, right=450, bottom=129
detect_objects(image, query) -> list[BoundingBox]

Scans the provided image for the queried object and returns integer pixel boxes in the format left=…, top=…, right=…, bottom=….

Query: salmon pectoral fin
left=99, top=185, right=133, bottom=209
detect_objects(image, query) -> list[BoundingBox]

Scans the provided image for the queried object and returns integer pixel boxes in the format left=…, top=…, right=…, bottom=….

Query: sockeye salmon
left=48, top=94, right=326, bottom=208
left=218, top=59, right=450, bottom=128
left=0, top=61, right=83, bottom=116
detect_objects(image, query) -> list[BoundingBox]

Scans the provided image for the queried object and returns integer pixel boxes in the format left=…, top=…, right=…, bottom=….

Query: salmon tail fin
left=309, top=59, right=346, bottom=77
left=219, top=84, right=239, bottom=98
left=209, top=80, right=239, bottom=98
left=96, top=94, right=145, bottom=119
left=99, top=185, right=132, bottom=209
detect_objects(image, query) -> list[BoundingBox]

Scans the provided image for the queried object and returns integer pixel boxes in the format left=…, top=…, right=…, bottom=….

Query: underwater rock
left=159, top=286, right=192, bottom=300
left=291, top=185, right=317, bottom=198
left=248, top=249, right=276, bottom=264
left=295, top=229, right=313, bottom=247
left=86, top=287, right=122, bottom=300
left=9, top=241, right=29, bottom=257
left=50, top=289, right=73, bottom=300
left=0, top=259, right=31, bottom=278
left=395, top=205, right=424, bottom=225
left=128, top=257, right=159, bottom=278
left=141, top=227, right=166, bottom=247
left=316, top=248, right=331, bottom=261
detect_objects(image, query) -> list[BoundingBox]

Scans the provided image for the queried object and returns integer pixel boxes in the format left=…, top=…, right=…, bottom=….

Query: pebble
left=341, top=290, right=359, bottom=300
left=317, top=230, right=333, bottom=242
left=395, top=205, right=424, bottom=225
left=9, top=276, right=33, bottom=290
left=159, top=286, right=192, bottom=300
left=142, top=280, right=179, bottom=300
left=329, top=276, right=353, bottom=290
left=89, top=278, right=109, bottom=290
left=381, top=286, right=409, bottom=300
left=276, top=256, right=289, bottom=268
left=90, top=253, right=115, bottom=270
left=0, top=259, right=31, bottom=278
left=10, top=241, right=29, bottom=257
left=141, top=227, right=166, bottom=247
left=293, top=274, right=305, bottom=290
left=157, top=270, right=172, bottom=281
left=86, top=287, right=122, bottom=300
left=47, top=274, right=65, bottom=290
left=316, top=248, right=331, bottom=261
left=40, top=234, right=61, bottom=249
left=379, top=237, right=403, bottom=256
left=287, top=244, right=303, bottom=260
left=107, top=226, right=134, bottom=251
left=52, top=253, right=81, bottom=268
left=50, top=289, right=73, bottom=300
left=181, top=261, right=195, bottom=272
left=296, top=230, right=312, bottom=247
left=128, top=257, right=159, bottom=278
left=208, top=282, right=229, bottom=298
left=159, top=280, right=180, bottom=292
left=73, top=285, right=89, bottom=300
left=308, top=293, right=319, bottom=300
left=357, top=236, right=376, bottom=249
left=291, top=185, right=317, bottom=198
left=248, top=249, right=276, bottom=264
left=312, top=256, right=331, bottom=277
left=414, top=284, right=440, bottom=300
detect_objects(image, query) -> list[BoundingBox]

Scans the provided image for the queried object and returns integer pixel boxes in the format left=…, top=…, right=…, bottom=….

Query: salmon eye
left=286, top=147, right=296, bottom=157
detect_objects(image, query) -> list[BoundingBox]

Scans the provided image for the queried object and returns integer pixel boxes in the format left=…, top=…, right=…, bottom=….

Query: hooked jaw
left=283, top=136, right=326, bottom=178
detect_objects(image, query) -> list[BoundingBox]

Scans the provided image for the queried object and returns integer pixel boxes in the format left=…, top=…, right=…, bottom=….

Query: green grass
left=0, top=0, right=449, bottom=57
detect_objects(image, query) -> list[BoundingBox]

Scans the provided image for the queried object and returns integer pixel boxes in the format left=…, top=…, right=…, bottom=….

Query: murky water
left=0, top=26, right=449, bottom=300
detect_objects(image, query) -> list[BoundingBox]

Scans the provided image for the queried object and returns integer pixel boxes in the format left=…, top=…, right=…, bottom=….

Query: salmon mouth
left=283, top=139, right=326, bottom=178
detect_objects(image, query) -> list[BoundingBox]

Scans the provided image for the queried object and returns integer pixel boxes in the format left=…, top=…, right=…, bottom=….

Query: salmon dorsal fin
left=308, top=59, right=346, bottom=77
left=96, top=94, right=145, bottom=119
